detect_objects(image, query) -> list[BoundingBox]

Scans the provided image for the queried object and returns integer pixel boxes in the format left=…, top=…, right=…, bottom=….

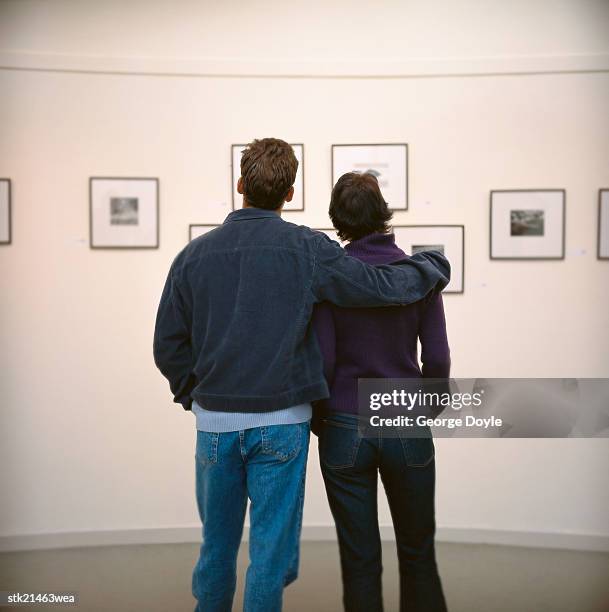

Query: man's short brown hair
left=240, top=138, right=298, bottom=210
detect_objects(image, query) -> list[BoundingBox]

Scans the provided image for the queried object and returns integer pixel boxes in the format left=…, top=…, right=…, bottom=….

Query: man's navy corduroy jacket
left=153, top=207, right=450, bottom=413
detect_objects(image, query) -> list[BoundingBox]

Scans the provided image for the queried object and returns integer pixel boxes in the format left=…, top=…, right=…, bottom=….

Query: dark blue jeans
left=318, top=412, right=447, bottom=612
left=192, top=422, right=310, bottom=612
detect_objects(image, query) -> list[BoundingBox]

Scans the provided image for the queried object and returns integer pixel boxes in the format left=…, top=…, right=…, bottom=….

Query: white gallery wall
left=0, top=0, right=608, bottom=550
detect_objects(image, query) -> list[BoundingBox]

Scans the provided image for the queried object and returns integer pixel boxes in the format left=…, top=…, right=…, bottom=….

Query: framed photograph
left=189, top=224, right=219, bottom=242
left=599, top=189, right=609, bottom=260
left=314, top=225, right=464, bottom=293
left=231, top=143, right=304, bottom=212
left=0, top=179, right=11, bottom=245
left=90, top=177, right=159, bottom=249
left=394, top=225, right=464, bottom=293
left=490, top=189, right=565, bottom=260
left=332, top=144, right=408, bottom=210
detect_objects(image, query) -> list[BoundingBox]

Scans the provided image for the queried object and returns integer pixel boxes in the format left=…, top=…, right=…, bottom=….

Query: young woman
left=313, top=172, right=450, bottom=612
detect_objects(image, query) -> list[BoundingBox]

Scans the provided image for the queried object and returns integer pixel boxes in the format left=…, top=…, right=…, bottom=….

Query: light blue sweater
left=192, top=400, right=312, bottom=433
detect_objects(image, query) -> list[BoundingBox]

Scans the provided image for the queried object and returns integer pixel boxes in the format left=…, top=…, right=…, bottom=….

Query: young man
left=153, top=138, right=450, bottom=612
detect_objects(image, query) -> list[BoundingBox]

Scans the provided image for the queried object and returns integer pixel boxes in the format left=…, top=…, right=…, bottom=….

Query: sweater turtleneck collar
left=343, top=232, right=407, bottom=265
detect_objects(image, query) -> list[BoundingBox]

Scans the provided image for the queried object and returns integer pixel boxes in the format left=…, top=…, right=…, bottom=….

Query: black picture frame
left=393, top=224, right=465, bottom=294
left=489, top=189, right=566, bottom=260
left=0, top=178, right=11, bottom=245
left=598, top=189, right=609, bottom=260
left=314, top=224, right=464, bottom=294
left=231, top=143, right=305, bottom=212
left=89, top=177, right=160, bottom=249
left=331, top=143, right=409, bottom=211
left=189, top=224, right=219, bottom=242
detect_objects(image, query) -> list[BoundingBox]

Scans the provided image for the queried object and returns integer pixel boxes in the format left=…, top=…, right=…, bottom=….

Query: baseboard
left=1, top=525, right=608, bottom=553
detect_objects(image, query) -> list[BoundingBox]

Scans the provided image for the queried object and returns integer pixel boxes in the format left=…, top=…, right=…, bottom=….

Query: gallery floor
left=1, top=540, right=608, bottom=611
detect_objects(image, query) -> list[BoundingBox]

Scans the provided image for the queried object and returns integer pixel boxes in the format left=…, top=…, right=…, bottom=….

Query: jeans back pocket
left=319, top=419, right=362, bottom=469
left=260, top=423, right=306, bottom=462
left=399, top=434, right=435, bottom=467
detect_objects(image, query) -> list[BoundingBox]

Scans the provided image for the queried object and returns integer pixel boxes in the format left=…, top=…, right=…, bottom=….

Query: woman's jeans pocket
left=320, top=418, right=362, bottom=469
left=399, top=433, right=435, bottom=467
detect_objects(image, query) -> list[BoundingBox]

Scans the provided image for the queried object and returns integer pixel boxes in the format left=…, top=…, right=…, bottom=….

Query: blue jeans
left=192, top=422, right=310, bottom=612
left=318, top=412, right=447, bottom=612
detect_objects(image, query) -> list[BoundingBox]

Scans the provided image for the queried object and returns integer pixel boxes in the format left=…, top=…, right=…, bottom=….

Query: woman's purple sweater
left=312, top=232, right=451, bottom=415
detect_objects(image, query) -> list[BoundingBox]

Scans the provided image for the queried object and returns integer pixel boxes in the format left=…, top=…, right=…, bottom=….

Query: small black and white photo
left=491, top=190, right=565, bottom=259
left=510, top=209, right=545, bottom=236
left=412, top=244, right=445, bottom=255
left=332, top=144, right=408, bottom=210
left=110, top=197, right=139, bottom=225
left=90, top=177, right=159, bottom=249
left=393, top=225, right=464, bottom=293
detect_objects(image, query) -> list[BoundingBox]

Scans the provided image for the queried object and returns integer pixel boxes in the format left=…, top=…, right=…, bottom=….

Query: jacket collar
left=224, top=207, right=281, bottom=223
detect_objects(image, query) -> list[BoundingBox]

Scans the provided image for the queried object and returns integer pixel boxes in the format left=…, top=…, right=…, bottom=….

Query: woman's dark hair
left=329, top=172, right=393, bottom=242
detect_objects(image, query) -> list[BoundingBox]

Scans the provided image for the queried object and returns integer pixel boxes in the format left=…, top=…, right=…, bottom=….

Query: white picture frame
left=189, top=224, right=219, bottom=242
left=0, top=179, right=11, bottom=245
left=599, top=189, right=609, bottom=260
left=332, top=144, right=408, bottom=210
left=90, top=177, right=159, bottom=249
left=490, top=190, right=565, bottom=260
left=231, top=143, right=304, bottom=212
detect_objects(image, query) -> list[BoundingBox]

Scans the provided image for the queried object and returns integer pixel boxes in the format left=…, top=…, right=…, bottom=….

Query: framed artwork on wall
left=0, top=179, right=11, bottom=245
left=89, top=177, right=159, bottom=249
left=394, top=225, right=464, bottom=293
left=189, top=224, right=219, bottom=242
left=332, top=144, right=408, bottom=210
left=599, top=189, right=609, bottom=260
left=231, top=143, right=305, bottom=212
left=490, top=189, right=565, bottom=260
left=314, top=225, right=464, bottom=293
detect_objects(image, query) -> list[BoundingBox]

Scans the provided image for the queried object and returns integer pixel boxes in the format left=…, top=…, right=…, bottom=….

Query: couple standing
left=153, top=138, right=450, bottom=612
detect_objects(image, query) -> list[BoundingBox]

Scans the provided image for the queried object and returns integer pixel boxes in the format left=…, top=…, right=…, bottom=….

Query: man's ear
left=285, top=186, right=294, bottom=203
left=237, top=177, right=244, bottom=195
